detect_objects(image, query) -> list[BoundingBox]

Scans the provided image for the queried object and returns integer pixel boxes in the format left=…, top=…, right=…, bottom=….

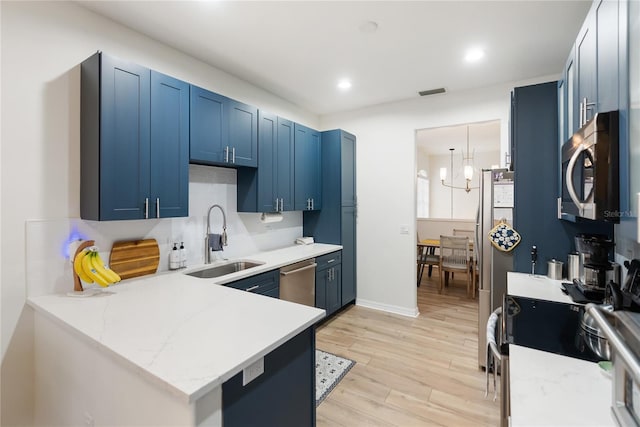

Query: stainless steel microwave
left=560, top=111, right=619, bottom=222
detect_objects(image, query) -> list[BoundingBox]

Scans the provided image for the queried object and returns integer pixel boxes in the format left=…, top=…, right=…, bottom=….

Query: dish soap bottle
left=179, top=242, right=186, bottom=268
left=169, top=243, right=180, bottom=270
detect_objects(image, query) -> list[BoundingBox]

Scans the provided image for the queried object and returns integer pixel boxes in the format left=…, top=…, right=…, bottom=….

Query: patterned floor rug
left=316, top=349, right=355, bottom=406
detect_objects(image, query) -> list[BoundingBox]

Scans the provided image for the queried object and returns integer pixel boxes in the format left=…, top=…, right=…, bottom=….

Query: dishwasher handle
left=280, top=263, right=317, bottom=276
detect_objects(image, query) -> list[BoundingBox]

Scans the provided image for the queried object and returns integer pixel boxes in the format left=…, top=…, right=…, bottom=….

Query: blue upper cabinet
left=237, top=112, right=294, bottom=212
left=189, top=86, right=228, bottom=165
left=81, top=53, right=189, bottom=221
left=228, top=99, right=258, bottom=167
left=150, top=71, right=189, bottom=218
left=294, top=123, right=322, bottom=211
left=275, top=117, right=295, bottom=211
left=190, top=87, right=257, bottom=168
left=566, top=0, right=621, bottom=132
left=596, top=0, right=620, bottom=113
left=576, top=8, right=597, bottom=126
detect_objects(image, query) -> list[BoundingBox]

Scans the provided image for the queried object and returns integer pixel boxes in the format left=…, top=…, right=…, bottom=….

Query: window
left=417, top=175, right=429, bottom=218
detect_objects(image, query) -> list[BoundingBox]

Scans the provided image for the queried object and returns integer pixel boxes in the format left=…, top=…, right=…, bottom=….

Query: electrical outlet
left=242, top=357, right=264, bottom=385
left=400, top=225, right=409, bottom=235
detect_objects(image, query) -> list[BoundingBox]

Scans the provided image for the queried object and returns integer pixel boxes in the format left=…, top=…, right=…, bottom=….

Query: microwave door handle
left=565, top=142, right=594, bottom=216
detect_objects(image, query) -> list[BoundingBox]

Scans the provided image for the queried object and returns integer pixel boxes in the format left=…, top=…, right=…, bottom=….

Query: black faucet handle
left=531, top=245, right=538, bottom=263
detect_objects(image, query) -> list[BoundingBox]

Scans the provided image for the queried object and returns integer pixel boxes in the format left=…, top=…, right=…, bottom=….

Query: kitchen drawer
left=316, top=251, right=342, bottom=270
left=225, top=270, right=279, bottom=297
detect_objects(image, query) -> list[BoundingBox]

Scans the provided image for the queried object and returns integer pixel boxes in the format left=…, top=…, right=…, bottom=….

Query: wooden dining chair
left=453, top=228, right=475, bottom=244
left=438, top=235, right=474, bottom=298
left=417, top=243, right=439, bottom=286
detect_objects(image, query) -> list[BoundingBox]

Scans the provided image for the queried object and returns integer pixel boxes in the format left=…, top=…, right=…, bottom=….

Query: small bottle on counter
left=169, top=243, right=180, bottom=270
left=179, top=242, right=186, bottom=268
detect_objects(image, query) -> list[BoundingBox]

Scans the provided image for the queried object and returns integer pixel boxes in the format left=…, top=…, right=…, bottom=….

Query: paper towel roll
left=260, top=212, right=283, bottom=223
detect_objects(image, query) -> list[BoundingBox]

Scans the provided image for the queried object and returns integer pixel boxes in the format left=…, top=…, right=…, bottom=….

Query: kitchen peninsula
left=27, top=244, right=339, bottom=426
left=507, top=272, right=614, bottom=426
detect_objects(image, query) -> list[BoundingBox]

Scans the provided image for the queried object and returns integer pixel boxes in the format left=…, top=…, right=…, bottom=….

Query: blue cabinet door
left=189, top=85, right=227, bottom=165
left=99, top=54, right=151, bottom=220
left=294, top=123, right=322, bottom=210
left=326, top=264, right=342, bottom=315
left=237, top=112, right=295, bottom=213
left=228, top=99, right=258, bottom=167
left=596, top=0, right=619, bottom=113
left=276, top=117, right=295, bottom=211
left=341, top=131, right=356, bottom=207
left=341, top=206, right=357, bottom=305
left=256, top=111, right=278, bottom=212
left=150, top=71, right=189, bottom=218
left=576, top=8, right=597, bottom=125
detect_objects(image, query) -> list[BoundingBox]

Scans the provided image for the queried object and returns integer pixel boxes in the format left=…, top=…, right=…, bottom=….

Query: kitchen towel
left=208, top=234, right=223, bottom=251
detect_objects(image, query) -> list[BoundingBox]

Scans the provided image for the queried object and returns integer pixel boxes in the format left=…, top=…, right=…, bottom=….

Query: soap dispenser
left=179, top=242, right=186, bottom=268
left=170, top=243, right=180, bottom=270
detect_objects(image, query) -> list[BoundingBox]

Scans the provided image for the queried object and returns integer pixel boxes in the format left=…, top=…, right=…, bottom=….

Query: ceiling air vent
left=418, top=88, right=446, bottom=97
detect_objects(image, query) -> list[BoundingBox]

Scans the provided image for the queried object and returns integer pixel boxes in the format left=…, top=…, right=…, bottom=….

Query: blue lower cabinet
left=222, top=327, right=315, bottom=427
left=225, top=270, right=279, bottom=298
left=315, top=251, right=342, bottom=317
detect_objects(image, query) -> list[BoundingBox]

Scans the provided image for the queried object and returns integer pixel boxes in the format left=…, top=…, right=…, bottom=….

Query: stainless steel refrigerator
left=477, top=169, right=514, bottom=368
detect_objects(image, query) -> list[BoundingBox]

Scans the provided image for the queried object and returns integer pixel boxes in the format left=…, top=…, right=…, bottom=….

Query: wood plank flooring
left=316, top=272, right=500, bottom=426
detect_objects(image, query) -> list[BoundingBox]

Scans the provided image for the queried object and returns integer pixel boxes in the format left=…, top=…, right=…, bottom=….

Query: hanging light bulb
left=440, top=167, right=447, bottom=181
left=464, top=164, right=473, bottom=181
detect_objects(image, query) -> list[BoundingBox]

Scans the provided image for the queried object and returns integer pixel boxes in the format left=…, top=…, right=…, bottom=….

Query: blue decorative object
left=488, top=222, right=521, bottom=252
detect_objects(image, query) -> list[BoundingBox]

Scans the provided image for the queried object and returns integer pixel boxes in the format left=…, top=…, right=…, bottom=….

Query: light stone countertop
left=27, top=243, right=341, bottom=404
left=507, top=271, right=574, bottom=304
left=509, top=344, right=614, bottom=426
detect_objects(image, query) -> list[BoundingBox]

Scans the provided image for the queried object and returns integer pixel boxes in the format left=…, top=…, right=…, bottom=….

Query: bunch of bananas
left=73, top=247, right=121, bottom=287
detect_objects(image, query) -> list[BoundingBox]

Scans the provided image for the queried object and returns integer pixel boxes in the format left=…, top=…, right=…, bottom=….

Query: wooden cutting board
left=109, top=239, right=160, bottom=280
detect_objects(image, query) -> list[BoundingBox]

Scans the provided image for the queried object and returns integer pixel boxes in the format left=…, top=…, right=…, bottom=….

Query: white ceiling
left=77, top=0, right=591, bottom=116
left=416, top=120, right=501, bottom=157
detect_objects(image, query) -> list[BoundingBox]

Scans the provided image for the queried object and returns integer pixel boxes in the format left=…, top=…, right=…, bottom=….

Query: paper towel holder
left=260, top=212, right=283, bottom=223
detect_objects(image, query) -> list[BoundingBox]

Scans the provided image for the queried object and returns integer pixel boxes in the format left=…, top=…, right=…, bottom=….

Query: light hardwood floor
left=316, top=272, right=500, bottom=426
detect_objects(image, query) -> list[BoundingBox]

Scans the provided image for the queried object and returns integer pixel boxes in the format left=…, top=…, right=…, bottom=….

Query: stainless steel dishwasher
left=279, top=259, right=317, bottom=306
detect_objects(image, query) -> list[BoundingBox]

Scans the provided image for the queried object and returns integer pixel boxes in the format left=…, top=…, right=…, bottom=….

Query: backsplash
left=26, top=165, right=302, bottom=297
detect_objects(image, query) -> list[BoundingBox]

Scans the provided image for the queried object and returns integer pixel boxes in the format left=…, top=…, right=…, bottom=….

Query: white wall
left=320, top=76, right=556, bottom=319
left=427, top=150, right=499, bottom=219
left=0, top=2, right=318, bottom=424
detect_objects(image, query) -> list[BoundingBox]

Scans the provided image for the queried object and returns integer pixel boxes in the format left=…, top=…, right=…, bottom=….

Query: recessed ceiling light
left=464, top=48, right=485, bottom=63
left=337, top=79, right=352, bottom=90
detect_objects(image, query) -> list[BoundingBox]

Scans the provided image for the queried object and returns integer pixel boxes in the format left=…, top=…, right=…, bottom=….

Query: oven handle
left=565, top=142, right=594, bottom=216
left=586, top=304, right=640, bottom=384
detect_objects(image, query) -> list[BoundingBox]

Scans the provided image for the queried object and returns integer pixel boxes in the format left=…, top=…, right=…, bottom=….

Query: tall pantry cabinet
left=303, top=130, right=357, bottom=307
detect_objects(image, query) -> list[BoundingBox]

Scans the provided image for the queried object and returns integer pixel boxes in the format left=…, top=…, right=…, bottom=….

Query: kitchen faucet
left=205, top=204, right=228, bottom=264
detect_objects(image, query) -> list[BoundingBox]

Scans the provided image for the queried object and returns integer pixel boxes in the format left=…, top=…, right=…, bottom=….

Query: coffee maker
left=574, top=233, right=620, bottom=300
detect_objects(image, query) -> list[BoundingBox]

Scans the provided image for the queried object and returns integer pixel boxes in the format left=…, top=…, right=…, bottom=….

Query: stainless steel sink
left=186, top=260, right=265, bottom=279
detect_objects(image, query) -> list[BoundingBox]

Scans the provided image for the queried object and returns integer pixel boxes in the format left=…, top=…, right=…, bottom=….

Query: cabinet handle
left=225, top=146, right=229, bottom=163
left=144, top=198, right=149, bottom=219
left=327, top=259, right=335, bottom=264
left=279, top=198, right=284, bottom=212
left=311, top=198, right=314, bottom=210
left=274, top=199, right=279, bottom=212
left=232, top=147, right=236, bottom=163
left=156, top=198, right=160, bottom=218
left=245, top=285, right=260, bottom=292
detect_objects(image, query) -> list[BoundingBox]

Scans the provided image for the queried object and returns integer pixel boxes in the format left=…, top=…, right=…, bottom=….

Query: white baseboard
left=355, top=298, right=420, bottom=318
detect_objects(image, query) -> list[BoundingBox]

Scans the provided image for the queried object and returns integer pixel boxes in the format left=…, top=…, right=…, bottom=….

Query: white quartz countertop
left=508, top=271, right=574, bottom=304
left=27, top=243, right=340, bottom=404
left=510, top=344, right=614, bottom=426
